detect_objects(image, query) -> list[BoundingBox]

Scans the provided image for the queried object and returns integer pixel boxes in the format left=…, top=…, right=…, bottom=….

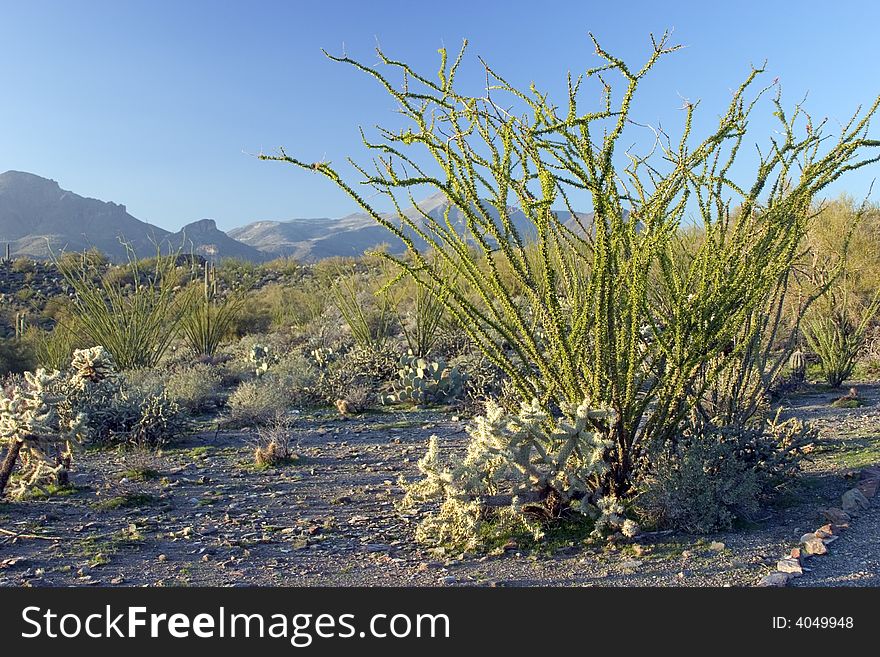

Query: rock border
left=756, top=465, right=880, bottom=587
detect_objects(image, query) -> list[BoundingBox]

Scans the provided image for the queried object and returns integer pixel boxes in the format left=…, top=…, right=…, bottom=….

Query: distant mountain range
left=0, top=170, right=593, bottom=263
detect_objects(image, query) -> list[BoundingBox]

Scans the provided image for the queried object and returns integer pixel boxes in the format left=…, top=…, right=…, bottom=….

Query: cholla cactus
left=0, top=369, right=85, bottom=497
left=69, top=346, right=116, bottom=388
left=591, top=495, right=626, bottom=537
left=400, top=397, right=616, bottom=549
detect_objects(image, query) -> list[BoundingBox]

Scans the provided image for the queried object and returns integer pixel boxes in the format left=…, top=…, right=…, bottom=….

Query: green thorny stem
left=263, top=33, right=880, bottom=496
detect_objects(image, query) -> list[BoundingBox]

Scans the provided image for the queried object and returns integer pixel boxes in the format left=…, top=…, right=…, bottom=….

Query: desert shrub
left=226, top=376, right=294, bottom=426
left=57, top=248, right=108, bottom=272
left=335, top=383, right=372, bottom=414
left=128, top=365, right=223, bottom=415
left=634, top=414, right=814, bottom=532
left=11, top=258, right=35, bottom=274
left=230, top=290, right=275, bottom=335
left=0, top=337, right=34, bottom=376
left=167, top=364, right=224, bottom=413
left=273, top=352, right=321, bottom=405
left=266, top=35, right=880, bottom=543
left=256, top=280, right=327, bottom=329
left=316, top=344, right=397, bottom=402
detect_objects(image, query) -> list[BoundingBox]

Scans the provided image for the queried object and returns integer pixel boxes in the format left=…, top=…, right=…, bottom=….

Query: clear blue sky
left=1, top=0, right=879, bottom=231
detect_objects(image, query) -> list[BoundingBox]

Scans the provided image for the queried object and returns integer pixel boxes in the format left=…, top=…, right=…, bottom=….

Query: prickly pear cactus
left=381, top=351, right=466, bottom=406
left=249, top=343, right=277, bottom=377
left=310, top=347, right=336, bottom=369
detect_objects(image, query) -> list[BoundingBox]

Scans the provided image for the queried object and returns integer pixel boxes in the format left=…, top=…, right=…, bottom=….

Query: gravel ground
left=791, top=497, right=879, bottom=587
left=0, top=386, right=877, bottom=588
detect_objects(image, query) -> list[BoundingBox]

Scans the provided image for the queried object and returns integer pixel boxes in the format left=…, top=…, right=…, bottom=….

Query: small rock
left=814, top=524, right=834, bottom=539
left=417, top=561, right=443, bottom=572
left=110, top=576, right=124, bottom=585
left=777, top=558, right=803, bottom=576
left=790, top=547, right=802, bottom=559
left=800, top=534, right=828, bottom=556
left=441, top=576, right=457, bottom=585
left=157, top=554, right=168, bottom=563
left=758, top=572, right=791, bottom=587
left=709, top=541, right=726, bottom=552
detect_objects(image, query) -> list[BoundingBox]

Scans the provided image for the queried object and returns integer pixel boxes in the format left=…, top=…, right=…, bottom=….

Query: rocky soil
left=0, top=386, right=878, bottom=587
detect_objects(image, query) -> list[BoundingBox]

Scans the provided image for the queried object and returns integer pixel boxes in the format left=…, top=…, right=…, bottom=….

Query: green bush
left=127, top=364, right=223, bottom=415
left=634, top=415, right=814, bottom=532
left=0, top=338, right=34, bottom=376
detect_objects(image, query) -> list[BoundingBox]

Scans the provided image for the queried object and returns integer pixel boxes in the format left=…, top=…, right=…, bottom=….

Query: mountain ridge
left=1, top=171, right=594, bottom=263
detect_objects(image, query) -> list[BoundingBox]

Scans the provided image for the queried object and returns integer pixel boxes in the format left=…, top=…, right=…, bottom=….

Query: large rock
left=841, top=488, right=870, bottom=514
left=856, top=477, right=878, bottom=499
left=819, top=507, right=852, bottom=525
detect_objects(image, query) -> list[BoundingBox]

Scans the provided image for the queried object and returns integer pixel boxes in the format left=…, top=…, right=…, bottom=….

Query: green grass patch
left=238, top=454, right=303, bottom=472
left=123, top=467, right=161, bottom=481
left=371, top=420, right=418, bottom=432
left=18, top=483, right=80, bottom=500
left=831, top=398, right=864, bottom=408
left=93, top=492, right=159, bottom=510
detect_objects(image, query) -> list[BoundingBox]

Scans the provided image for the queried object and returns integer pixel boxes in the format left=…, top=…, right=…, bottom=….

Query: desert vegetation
left=2, top=35, right=880, bottom=585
